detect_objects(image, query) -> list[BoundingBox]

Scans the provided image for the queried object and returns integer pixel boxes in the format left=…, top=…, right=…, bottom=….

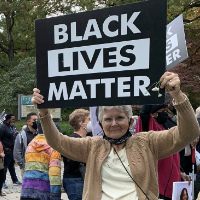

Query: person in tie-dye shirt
left=20, top=119, right=61, bottom=200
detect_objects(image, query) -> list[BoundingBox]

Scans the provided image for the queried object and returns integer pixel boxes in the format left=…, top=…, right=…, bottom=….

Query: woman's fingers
left=31, top=88, right=44, bottom=105
left=160, top=72, right=180, bottom=94
left=160, top=72, right=179, bottom=88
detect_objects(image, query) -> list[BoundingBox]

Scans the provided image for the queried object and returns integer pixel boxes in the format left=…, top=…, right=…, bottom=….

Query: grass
left=14, top=120, right=73, bottom=136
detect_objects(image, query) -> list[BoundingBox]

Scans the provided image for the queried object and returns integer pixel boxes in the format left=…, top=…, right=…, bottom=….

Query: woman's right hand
left=31, top=88, right=48, bottom=116
left=0, top=153, right=5, bottom=158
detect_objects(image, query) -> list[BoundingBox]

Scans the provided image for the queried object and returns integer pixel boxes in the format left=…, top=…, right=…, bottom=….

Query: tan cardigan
left=40, top=99, right=200, bottom=200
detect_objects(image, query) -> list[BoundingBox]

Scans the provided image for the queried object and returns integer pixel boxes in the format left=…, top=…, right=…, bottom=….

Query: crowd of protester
left=0, top=72, right=200, bottom=199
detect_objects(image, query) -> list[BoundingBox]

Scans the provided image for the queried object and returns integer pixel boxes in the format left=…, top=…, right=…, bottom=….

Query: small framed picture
left=172, top=181, right=192, bottom=200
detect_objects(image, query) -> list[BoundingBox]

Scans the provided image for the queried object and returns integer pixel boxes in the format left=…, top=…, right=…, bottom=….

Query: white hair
left=196, top=107, right=200, bottom=118
left=98, top=105, right=132, bottom=122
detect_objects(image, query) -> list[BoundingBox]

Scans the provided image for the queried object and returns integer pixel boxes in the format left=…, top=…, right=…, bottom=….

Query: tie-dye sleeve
left=49, top=150, right=62, bottom=200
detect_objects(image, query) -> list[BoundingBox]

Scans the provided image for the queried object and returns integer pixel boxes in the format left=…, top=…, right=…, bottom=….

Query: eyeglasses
left=103, top=116, right=127, bottom=124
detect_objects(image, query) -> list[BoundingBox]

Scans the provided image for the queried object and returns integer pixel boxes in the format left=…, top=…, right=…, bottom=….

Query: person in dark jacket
left=0, top=114, right=21, bottom=188
left=62, top=109, right=90, bottom=200
left=136, top=103, right=180, bottom=200
left=14, top=112, right=38, bottom=179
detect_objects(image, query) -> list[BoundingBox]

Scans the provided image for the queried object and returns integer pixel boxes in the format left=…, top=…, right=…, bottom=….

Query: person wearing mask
left=14, top=112, right=38, bottom=179
left=135, top=101, right=189, bottom=200
left=0, top=114, right=21, bottom=188
left=31, top=72, right=200, bottom=200
left=20, top=119, right=62, bottom=200
left=62, top=109, right=90, bottom=200
left=0, top=141, right=6, bottom=196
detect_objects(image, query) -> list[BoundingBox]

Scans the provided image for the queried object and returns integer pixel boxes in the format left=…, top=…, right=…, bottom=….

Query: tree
left=0, top=0, right=199, bottom=113
left=167, top=1, right=200, bottom=107
left=0, top=0, right=76, bottom=65
left=0, top=57, right=36, bottom=115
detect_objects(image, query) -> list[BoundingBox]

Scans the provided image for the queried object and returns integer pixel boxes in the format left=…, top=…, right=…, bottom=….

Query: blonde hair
left=69, top=109, right=90, bottom=131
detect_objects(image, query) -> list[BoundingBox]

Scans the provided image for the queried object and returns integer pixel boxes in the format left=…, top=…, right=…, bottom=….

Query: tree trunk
left=5, top=11, right=15, bottom=61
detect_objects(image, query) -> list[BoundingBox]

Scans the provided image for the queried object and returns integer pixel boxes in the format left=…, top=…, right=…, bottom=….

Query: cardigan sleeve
left=40, top=111, right=92, bottom=163
left=148, top=98, right=200, bottom=160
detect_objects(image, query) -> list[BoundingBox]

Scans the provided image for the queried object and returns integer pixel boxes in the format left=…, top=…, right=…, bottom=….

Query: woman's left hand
left=160, top=72, right=184, bottom=102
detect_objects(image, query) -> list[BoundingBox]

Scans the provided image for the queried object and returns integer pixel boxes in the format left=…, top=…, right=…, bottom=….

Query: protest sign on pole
left=0, top=110, right=6, bottom=124
left=166, top=14, right=188, bottom=70
left=35, top=0, right=167, bottom=108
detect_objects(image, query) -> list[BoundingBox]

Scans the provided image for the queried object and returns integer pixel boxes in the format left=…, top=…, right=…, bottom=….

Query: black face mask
left=32, top=121, right=37, bottom=130
left=100, top=120, right=132, bottom=145
left=156, top=112, right=168, bottom=124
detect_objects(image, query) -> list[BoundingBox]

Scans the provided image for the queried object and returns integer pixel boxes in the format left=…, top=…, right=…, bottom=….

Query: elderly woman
left=62, top=108, right=90, bottom=200
left=32, top=72, right=199, bottom=200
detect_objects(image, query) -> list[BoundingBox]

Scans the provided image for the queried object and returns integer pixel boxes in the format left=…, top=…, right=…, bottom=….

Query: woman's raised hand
left=160, top=72, right=184, bottom=102
left=31, top=88, right=48, bottom=116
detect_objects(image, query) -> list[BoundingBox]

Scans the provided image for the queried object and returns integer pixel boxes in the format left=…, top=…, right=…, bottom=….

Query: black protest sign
left=35, top=0, right=167, bottom=108
left=166, top=14, right=188, bottom=70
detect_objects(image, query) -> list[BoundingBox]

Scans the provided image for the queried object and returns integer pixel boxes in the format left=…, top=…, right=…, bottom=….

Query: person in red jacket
left=135, top=102, right=190, bottom=200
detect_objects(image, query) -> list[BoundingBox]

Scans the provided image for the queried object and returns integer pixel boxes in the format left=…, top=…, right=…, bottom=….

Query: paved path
left=0, top=192, right=68, bottom=200
left=1, top=162, right=69, bottom=200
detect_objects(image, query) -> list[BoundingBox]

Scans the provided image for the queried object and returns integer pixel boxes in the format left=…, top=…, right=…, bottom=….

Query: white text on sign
left=48, top=39, right=150, bottom=77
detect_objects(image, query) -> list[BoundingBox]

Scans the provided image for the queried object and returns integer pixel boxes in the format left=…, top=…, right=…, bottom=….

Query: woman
left=135, top=103, right=182, bottom=200
left=20, top=119, right=62, bottom=200
left=180, top=188, right=188, bottom=200
left=62, top=109, right=90, bottom=200
left=32, top=72, right=200, bottom=199
left=0, top=141, right=6, bottom=196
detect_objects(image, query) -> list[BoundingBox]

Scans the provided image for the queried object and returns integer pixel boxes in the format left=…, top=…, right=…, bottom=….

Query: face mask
left=32, top=121, right=37, bottom=130
left=9, top=120, right=15, bottom=125
left=86, top=121, right=92, bottom=133
left=156, top=112, right=168, bottom=124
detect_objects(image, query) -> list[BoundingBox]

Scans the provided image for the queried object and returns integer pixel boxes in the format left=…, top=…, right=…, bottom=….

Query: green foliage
left=57, top=121, right=74, bottom=136
left=0, top=57, right=36, bottom=115
left=185, top=89, right=200, bottom=109
left=15, top=120, right=73, bottom=136
left=61, top=107, right=78, bottom=121
left=0, top=0, right=199, bottom=115
left=167, top=0, right=200, bottom=39
left=0, top=0, right=76, bottom=64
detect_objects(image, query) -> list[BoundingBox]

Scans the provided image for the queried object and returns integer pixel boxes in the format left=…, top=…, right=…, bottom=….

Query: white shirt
left=101, top=147, right=138, bottom=200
